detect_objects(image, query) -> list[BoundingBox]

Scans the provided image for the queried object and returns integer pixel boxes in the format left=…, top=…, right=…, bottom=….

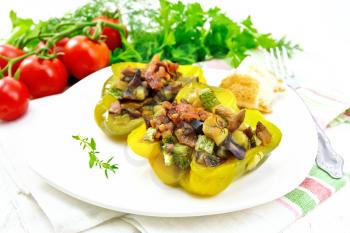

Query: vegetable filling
left=144, top=100, right=272, bottom=169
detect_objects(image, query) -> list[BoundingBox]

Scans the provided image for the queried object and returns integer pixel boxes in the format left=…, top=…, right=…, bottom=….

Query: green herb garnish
left=72, top=135, right=118, bottom=178
left=5, top=0, right=300, bottom=67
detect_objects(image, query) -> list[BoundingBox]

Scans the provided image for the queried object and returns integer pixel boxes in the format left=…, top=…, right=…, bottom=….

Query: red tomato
left=92, top=16, right=128, bottom=50
left=63, top=36, right=110, bottom=80
left=0, top=44, right=25, bottom=75
left=36, top=38, right=69, bottom=55
left=0, top=76, right=29, bottom=121
left=19, top=55, right=68, bottom=98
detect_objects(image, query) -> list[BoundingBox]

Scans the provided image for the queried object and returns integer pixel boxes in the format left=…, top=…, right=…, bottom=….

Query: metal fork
left=264, top=47, right=344, bottom=179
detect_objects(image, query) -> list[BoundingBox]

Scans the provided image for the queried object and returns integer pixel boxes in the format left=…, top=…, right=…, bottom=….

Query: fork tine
left=282, top=47, right=294, bottom=78
left=274, top=48, right=288, bottom=78
left=263, top=49, right=274, bottom=73
left=268, top=48, right=281, bottom=77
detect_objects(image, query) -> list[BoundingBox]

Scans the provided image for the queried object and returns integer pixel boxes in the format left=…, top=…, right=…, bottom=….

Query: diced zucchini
left=162, top=135, right=176, bottom=144
left=163, top=150, right=173, bottom=166
left=173, top=144, right=192, bottom=157
left=199, top=88, right=219, bottom=111
left=231, top=130, right=249, bottom=149
left=172, top=144, right=192, bottom=169
left=195, top=135, right=215, bottom=154
left=144, top=128, right=157, bottom=142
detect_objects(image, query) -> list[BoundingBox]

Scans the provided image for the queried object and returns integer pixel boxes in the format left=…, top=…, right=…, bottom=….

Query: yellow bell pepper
left=179, top=109, right=281, bottom=196
left=175, top=82, right=239, bottom=112
left=128, top=83, right=282, bottom=196
left=94, top=62, right=207, bottom=137
left=127, top=123, right=161, bottom=158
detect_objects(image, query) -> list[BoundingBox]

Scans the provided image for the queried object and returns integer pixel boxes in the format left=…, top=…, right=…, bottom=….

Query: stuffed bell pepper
left=127, top=82, right=282, bottom=196
left=94, top=54, right=207, bottom=137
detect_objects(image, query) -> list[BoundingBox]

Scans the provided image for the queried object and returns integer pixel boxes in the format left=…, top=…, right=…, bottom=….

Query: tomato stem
left=0, top=54, right=11, bottom=61
left=0, top=21, right=128, bottom=79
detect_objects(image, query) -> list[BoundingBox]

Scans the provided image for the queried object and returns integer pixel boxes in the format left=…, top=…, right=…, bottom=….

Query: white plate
left=20, top=67, right=317, bottom=217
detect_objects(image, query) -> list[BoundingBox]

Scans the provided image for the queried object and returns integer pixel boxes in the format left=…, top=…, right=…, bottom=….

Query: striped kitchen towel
left=278, top=165, right=349, bottom=218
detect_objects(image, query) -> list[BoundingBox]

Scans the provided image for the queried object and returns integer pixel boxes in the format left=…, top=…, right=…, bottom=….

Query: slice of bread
left=220, top=58, right=284, bottom=113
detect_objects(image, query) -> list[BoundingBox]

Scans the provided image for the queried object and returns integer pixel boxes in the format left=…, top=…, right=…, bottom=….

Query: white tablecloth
left=1, top=0, right=349, bottom=232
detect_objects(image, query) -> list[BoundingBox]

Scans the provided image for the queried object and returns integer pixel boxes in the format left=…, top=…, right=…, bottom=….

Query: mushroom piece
left=108, top=101, right=121, bottom=115
left=215, top=106, right=245, bottom=132
left=174, top=122, right=197, bottom=148
left=256, top=121, right=272, bottom=145
left=121, top=67, right=136, bottom=77
left=202, top=115, right=228, bottom=145
left=128, top=69, right=142, bottom=89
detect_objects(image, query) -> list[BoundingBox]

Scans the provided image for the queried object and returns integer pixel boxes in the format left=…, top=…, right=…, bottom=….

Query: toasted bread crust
left=220, top=73, right=273, bottom=113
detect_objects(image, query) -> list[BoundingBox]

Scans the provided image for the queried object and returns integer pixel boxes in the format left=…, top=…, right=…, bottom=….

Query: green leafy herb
left=6, top=0, right=300, bottom=67
left=122, top=0, right=300, bottom=67
left=72, top=135, right=118, bottom=178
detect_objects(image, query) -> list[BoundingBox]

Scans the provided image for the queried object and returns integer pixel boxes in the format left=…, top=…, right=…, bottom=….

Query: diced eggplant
left=123, top=89, right=137, bottom=100
left=189, top=120, right=204, bottom=134
left=204, top=154, right=222, bottom=167
left=195, top=151, right=222, bottom=167
left=225, top=135, right=246, bottom=160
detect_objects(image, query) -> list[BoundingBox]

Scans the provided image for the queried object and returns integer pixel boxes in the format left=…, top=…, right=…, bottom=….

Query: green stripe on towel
left=284, top=189, right=317, bottom=215
left=309, top=166, right=347, bottom=191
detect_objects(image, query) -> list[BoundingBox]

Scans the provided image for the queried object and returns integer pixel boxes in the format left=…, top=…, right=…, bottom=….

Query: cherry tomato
left=0, top=44, right=25, bottom=75
left=63, top=35, right=110, bottom=80
left=0, top=76, right=29, bottom=121
left=19, top=55, right=68, bottom=98
left=92, top=16, right=128, bottom=50
left=36, top=38, right=69, bottom=55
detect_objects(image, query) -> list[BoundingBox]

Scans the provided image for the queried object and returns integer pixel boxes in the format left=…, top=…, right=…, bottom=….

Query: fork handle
left=294, top=89, right=344, bottom=179
left=314, top=121, right=344, bottom=179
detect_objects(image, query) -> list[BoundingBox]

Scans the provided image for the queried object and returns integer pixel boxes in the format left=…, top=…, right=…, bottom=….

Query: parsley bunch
left=116, top=0, right=300, bottom=67
left=6, top=0, right=300, bottom=67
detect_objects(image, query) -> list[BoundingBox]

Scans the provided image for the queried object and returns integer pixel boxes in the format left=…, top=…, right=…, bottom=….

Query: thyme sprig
left=72, top=135, right=118, bottom=178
